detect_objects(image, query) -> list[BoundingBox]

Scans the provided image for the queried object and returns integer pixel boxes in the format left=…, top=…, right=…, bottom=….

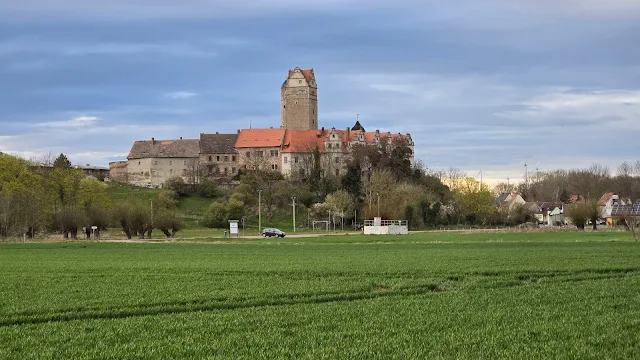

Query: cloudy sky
left=1, top=0, right=639, bottom=184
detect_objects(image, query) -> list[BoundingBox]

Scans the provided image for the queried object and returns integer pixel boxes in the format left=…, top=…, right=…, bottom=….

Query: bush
left=203, top=202, right=227, bottom=228
left=198, top=179, right=220, bottom=198
left=164, top=177, right=188, bottom=197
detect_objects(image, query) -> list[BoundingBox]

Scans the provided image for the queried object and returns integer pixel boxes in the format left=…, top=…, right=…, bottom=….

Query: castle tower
left=281, top=67, right=318, bottom=130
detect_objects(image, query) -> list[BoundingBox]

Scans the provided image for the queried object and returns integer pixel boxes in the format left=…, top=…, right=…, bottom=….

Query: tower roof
left=288, top=67, right=314, bottom=83
left=351, top=120, right=365, bottom=132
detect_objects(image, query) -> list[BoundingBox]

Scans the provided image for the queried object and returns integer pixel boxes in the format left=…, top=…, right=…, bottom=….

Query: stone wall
left=108, top=161, right=129, bottom=183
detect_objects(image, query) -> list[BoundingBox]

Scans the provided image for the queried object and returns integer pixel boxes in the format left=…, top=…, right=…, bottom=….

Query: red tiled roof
left=599, top=192, right=614, bottom=206
left=288, top=68, right=314, bottom=83
left=281, top=130, right=326, bottom=153
left=282, top=128, right=411, bottom=154
left=235, top=128, right=285, bottom=148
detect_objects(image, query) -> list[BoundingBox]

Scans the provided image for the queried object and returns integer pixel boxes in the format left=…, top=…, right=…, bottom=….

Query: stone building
left=235, top=128, right=284, bottom=172
left=281, top=67, right=318, bottom=130
left=110, top=67, right=415, bottom=187
left=281, top=125, right=414, bottom=178
left=199, top=132, right=239, bottom=178
left=124, top=137, right=200, bottom=187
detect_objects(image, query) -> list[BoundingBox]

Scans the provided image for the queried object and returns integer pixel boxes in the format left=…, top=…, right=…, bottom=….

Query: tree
left=493, top=182, right=516, bottom=196
left=203, top=202, right=227, bottom=228
left=164, top=176, right=188, bottom=197
left=565, top=203, right=589, bottom=231
left=198, top=179, right=221, bottom=198
left=325, top=190, right=356, bottom=222
left=154, top=209, right=183, bottom=238
left=53, top=153, right=71, bottom=169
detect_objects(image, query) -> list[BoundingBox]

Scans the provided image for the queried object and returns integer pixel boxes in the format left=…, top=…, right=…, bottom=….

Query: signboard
left=229, top=220, right=239, bottom=235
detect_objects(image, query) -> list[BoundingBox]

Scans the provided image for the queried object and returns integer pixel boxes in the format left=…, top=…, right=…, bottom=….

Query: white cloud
left=34, top=115, right=100, bottom=128
left=0, top=39, right=216, bottom=58
left=164, top=91, right=198, bottom=100
left=496, top=89, right=640, bottom=129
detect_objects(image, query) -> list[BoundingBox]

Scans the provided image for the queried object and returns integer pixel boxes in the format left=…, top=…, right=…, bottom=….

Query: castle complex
left=109, top=67, right=414, bottom=187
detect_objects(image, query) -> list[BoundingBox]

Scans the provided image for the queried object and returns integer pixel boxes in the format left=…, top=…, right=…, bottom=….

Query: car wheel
left=262, top=234, right=266, bottom=237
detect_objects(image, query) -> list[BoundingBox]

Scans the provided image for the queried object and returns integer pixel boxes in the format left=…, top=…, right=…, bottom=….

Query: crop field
left=1, top=232, right=640, bottom=359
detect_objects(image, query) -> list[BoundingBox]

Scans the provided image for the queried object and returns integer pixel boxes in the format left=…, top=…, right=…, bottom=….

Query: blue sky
left=1, top=0, right=639, bottom=184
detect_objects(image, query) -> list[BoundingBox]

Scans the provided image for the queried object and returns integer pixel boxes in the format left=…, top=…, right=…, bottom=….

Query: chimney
left=346, top=127, right=350, bottom=139
left=270, top=126, right=273, bottom=129
left=237, top=129, right=241, bottom=134
left=151, top=137, right=155, bottom=145
left=321, top=126, right=325, bottom=136
left=180, top=136, right=183, bottom=140
left=216, top=131, right=219, bottom=134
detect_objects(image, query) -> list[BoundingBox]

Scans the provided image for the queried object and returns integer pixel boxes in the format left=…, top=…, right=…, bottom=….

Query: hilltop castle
left=109, top=67, right=414, bottom=187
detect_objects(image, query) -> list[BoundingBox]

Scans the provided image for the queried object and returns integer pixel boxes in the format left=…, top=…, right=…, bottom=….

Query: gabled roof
left=200, top=133, right=238, bottom=154
left=128, top=139, right=200, bottom=160
left=281, top=130, right=327, bottom=153
left=288, top=67, right=314, bottom=83
left=599, top=192, right=615, bottom=206
left=536, top=202, right=563, bottom=213
left=235, top=128, right=285, bottom=148
left=495, top=193, right=510, bottom=207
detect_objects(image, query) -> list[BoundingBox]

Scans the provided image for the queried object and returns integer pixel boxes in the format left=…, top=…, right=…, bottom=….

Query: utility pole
left=377, top=192, right=380, bottom=218
left=341, top=210, right=344, bottom=231
left=292, top=196, right=296, bottom=232
left=150, top=199, right=154, bottom=227
left=258, top=190, right=262, bottom=234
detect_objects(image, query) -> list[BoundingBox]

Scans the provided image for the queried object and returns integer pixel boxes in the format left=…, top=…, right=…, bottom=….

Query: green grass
left=1, top=232, right=639, bottom=359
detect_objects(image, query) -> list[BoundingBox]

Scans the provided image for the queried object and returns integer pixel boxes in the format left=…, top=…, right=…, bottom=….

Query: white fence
left=363, top=218, right=408, bottom=235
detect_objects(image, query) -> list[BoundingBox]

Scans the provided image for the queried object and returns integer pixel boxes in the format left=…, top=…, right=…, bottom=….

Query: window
left=216, top=155, right=220, bottom=161
left=224, top=167, right=228, bottom=174
left=335, top=157, right=340, bottom=164
left=275, top=164, right=278, bottom=170
left=208, top=156, right=212, bottom=162
left=272, top=164, right=276, bottom=170
left=232, top=155, right=236, bottom=162
left=299, top=169, right=304, bottom=176
left=336, top=169, right=340, bottom=177
left=224, top=156, right=228, bottom=161
left=169, top=160, right=172, bottom=165
left=284, top=156, right=288, bottom=164
left=294, top=157, right=299, bottom=164
left=138, top=161, right=141, bottom=165
left=246, top=151, right=250, bottom=158
left=255, top=151, right=263, bottom=157
left=298, top=80, right=302, bottom=84
left=232, top=167, right=236, bottom=173
left=270, top=150, right=279, bottom=157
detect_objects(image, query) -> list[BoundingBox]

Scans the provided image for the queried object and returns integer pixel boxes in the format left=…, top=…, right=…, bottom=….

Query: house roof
left=281, top=130, right=327, bottom=153
left=599, top=192, right=615, bottom=206
left=235, top=128, right=285, bottom=148
left=127, top=139, right=200, bottom=160
left=200, top=133, right=238, bottom=154
left=495, top=193, right=510, bottom=207
left=537, top=202, right=563, bottom=212
left=281, top=127, right=412, bottom=154
left=568, top=195, right=584, bottom=204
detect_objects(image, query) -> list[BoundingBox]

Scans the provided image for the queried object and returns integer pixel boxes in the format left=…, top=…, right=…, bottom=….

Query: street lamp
left=292, top=196, right=296, bottom=232
left=376, top=192, right=380, bottom=218
left=258, top=189, right=262, bottom=234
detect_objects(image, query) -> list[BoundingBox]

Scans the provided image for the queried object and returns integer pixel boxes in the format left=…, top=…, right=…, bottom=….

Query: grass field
left=1, top=232, right=640, bottom=359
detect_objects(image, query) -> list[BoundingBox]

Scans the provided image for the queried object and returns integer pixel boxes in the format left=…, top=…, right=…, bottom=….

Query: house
left=124, top=137, right=200, bottom=188
left=534, top=202, right=563, bottom=225
left=235, top=128, right=285, bottom=172
left=598, top=192, right=629, bottom=225
left=199, top=132, right=239, bottom=179
left=497, top=193, right=526, bottom=213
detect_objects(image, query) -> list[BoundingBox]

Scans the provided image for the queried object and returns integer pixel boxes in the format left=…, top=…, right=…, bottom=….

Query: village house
left=235, top=128, right=285, bottom=172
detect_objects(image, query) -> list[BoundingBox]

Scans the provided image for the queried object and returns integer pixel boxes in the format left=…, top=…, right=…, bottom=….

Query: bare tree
left=444, top=168, right=466, bottom=192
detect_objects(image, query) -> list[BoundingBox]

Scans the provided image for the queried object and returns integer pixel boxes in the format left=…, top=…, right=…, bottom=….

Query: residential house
left=497, top=193, right=526, bottom=213
left=598, top=192, right=629, bottom=225
left=534, top=202, right=564, bottom=225
left=199, top=132, right=239, bottom=179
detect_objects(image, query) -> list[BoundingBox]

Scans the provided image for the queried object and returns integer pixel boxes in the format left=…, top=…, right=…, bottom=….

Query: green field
left=1, top=232, right=640, bottom=359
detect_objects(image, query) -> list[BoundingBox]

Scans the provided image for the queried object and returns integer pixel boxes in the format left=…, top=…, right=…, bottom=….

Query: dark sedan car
left=262, top=228, right=286, bottom=238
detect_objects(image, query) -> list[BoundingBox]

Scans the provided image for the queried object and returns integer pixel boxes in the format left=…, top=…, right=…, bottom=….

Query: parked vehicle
left=262, top=228, right=286, bottom=238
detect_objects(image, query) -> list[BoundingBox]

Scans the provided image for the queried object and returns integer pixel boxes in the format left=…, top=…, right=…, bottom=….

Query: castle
left=109, top=67, right=414, bottom=187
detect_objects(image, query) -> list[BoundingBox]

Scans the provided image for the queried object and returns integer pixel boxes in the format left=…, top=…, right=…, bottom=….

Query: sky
left=1, top=0, right=639, bottom=185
